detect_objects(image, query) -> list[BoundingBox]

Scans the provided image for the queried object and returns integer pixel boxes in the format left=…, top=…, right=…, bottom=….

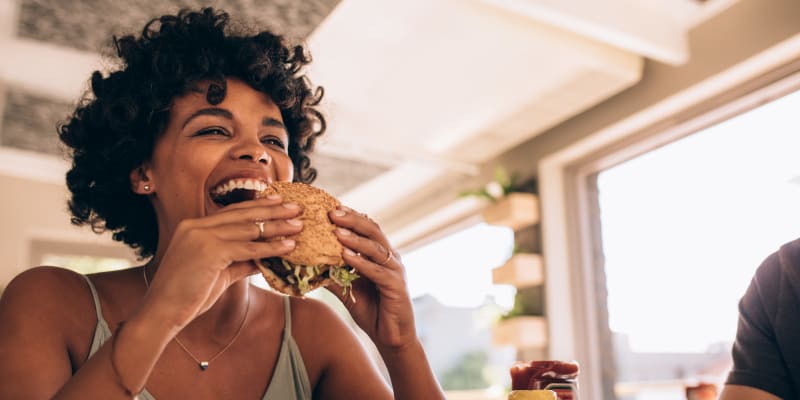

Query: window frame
left=538, top=51, right=800, bottom=399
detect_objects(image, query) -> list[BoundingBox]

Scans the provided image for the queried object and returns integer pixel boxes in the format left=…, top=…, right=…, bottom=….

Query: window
left=31, top=238, right=134, bottom=274
left=568, top=71, right=800, bottom=399
left=403, top=222, right=516, bottom=398
left=40, top=254, right=132, bottom=274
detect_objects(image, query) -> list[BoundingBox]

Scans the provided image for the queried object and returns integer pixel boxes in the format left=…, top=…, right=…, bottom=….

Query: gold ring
left=378, top=250, right=392, bottom=266
left=255, top=219, right=265, bottom=239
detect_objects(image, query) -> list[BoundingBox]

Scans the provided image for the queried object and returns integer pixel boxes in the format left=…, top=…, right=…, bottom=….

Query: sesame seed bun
left=253, top=182, right=348, bottom=296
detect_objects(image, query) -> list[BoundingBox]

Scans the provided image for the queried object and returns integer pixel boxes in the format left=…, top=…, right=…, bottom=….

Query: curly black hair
left=58, top=7, right=326, bottom=258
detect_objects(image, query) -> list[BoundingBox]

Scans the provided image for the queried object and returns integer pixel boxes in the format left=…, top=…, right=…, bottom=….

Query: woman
left=0, top=8, right=443, bottom=399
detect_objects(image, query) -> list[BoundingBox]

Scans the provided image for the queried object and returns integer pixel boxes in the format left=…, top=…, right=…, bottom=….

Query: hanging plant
left=459, top=166, right=523, bottom=202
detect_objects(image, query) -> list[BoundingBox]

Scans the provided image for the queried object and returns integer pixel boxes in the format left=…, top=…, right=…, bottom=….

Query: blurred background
left=1, top=0, right=800, bottom=399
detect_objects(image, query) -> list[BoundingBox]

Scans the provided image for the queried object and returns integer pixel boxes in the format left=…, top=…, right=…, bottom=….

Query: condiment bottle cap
left=508, top=390, right=558, bottom=400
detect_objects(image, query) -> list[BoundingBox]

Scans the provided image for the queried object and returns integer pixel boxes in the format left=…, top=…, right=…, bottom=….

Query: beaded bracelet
left=110, top=321, right=139, bottom=397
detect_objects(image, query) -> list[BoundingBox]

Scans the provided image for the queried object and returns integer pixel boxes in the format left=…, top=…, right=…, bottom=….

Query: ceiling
left=0, top=0, right=738, bottom=245
left=0, top=0, right=385, bottom=196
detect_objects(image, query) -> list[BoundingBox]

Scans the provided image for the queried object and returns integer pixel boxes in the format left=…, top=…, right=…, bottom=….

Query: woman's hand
left=327, top=207, right=416, bottom=350
left=140, top=196, right=303, bottom=329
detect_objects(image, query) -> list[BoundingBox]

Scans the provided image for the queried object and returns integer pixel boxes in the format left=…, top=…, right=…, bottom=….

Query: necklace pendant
left=199, top=361, right=209, bottom=371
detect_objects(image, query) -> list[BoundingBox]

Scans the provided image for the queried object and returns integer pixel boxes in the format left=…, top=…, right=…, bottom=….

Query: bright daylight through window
left=597, top=88, right=800, bottom=399
left=403, top=223, right=517, bottom=394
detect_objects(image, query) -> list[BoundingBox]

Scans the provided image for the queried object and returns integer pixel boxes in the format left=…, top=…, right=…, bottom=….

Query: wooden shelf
left=492, top=253, right=543, bottom=287
left=481, top=193, right=539, bottom=230
left=492, top=316, right=547, bottom=349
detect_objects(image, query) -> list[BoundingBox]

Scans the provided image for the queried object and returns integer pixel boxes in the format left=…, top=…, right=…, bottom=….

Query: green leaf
left=494, top=166, right=510, bottom=188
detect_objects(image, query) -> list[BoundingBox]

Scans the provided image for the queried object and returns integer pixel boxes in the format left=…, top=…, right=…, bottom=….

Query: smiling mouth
left=210, top=178, right=268, bottom=206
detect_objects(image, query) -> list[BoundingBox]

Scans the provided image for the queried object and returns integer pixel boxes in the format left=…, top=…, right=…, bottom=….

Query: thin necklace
left=142, top=266, right=251, bottom=371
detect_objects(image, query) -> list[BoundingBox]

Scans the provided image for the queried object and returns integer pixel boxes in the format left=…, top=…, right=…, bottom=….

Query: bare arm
left=376, top=339, right=442, bottom=400
left=303, top=299, right=393, bottom=400
left=1, top=199, right=304, bottom=398
left=0, top=267, right=177, bottom=399
left=720, top=384, right=782, bottom=400
left=326, top=207, right=445, bottom=400
left=54, top=297, right=179, bottom=398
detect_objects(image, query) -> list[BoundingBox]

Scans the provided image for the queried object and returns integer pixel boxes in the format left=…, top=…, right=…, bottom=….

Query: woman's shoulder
left=248, top=287, right=341, bottom=328
left=286, top=293, right=364, bottom=359
left=2, top=266, right=89, bottom=305
left=0, top=266, right=95, bottom=343
left=288, top=293, right=351, bottom=332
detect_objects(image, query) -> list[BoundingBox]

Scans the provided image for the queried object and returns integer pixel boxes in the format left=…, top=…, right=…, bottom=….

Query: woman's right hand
left=138, top=196, right=302, bottom=330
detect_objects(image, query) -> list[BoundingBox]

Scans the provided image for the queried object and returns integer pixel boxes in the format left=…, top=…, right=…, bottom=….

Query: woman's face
left=141, top=78, right=294, bottom=229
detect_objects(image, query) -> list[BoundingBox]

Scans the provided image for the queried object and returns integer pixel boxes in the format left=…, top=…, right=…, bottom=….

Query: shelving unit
left=484, top=192, right=547, bottom=356
left=492, top=253, right=543, bottom=287
left=492, top=316, right=548, bottom=348
left=481, top=193, right=539, bottom=231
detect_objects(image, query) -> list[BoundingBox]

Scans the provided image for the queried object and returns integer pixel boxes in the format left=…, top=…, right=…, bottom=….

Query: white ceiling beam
left=340, top=162, right=445, bottom=216
left=0, top=38, right=102, bottom=101
left=0, top=146, right=68, bottom=185
left=316, top=136, right=480, bottom=175
left=478, top=0, right=691, bottom=65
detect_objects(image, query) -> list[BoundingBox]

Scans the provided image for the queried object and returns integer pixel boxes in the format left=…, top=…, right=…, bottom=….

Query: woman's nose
left=230, top=140, right=271, bottom=165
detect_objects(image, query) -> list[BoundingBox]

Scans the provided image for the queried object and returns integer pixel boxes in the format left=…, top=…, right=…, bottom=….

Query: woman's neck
left=141, top=260, right=253, bottom=344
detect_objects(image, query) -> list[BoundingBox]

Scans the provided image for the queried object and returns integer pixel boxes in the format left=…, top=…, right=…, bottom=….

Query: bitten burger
left=253, top=182, right=359, bottom=298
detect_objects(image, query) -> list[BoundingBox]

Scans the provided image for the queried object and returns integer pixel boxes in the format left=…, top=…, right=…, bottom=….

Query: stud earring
left=143, top=184, right=151, bottom=192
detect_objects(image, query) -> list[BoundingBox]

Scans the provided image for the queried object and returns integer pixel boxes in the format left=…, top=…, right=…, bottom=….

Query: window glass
left=40, top=253, right=132, bottom=275
left=597, top=88, right=800, bottom=399
left=404, top=223, right=516, bottom=395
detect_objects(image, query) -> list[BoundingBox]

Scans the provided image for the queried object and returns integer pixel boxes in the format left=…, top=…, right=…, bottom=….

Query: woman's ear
left=130, top=165, right=154, bottom=194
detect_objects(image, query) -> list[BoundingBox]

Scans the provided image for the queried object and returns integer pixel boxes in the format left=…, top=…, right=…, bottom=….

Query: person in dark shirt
left=721, top=238, right=800, bottom=400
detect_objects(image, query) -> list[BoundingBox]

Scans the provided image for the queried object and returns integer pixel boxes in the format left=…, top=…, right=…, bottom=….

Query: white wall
left=0, top=172, right=135, bottom=290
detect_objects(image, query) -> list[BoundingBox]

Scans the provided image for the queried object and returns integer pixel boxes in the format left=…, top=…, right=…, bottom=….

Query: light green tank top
left=82, top=275, right=311, bottom=400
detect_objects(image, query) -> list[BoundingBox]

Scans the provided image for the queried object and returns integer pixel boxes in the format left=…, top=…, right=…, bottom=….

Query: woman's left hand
left=327, top=206, right=416, bottom=350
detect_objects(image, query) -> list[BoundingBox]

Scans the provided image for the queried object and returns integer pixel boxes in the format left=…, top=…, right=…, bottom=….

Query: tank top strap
left=80, top=275, right=156, bottom=399
left=262, top=295, right=311, bottom=400
left=282, top=295, right=292, bottom=337
left=81, top=275, right=106, bottom=325
left=81, top=274, right=113, bottom=363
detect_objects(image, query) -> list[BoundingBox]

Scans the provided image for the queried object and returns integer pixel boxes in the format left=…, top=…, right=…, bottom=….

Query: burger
left=252, top=182, right=359, bottom=298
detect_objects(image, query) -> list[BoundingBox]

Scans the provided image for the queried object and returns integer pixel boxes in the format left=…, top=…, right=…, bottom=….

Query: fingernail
left=332, top=209, right=346, bottom=217
left=266, top=194, right=281, bottom=200
left=336, top=228, right=351, bottom=236
left=287, top=219, right=302, bottom=226
left=282, top=239, right=295, bottom=247
left=344, top=248, right=356, bottom=256
left=283, top=203, right=299, bottom=210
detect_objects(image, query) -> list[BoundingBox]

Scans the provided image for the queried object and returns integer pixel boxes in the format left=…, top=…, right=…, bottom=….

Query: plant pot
left=481, top=193, right=539, bottom=230
left=492, top=253, right=543, bottom=287
left=492, top=315, right=547, bottom=349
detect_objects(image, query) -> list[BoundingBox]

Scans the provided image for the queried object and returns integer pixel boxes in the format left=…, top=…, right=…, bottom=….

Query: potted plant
left=492, top=286, right=547, bottom=349
left=461, top=167, right=539, bottom=230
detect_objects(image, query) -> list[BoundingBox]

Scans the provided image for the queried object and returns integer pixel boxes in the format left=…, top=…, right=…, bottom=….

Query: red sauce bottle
left=685, top=383, right=717, bottom=400
left=510, top=360, right=580, bottom=400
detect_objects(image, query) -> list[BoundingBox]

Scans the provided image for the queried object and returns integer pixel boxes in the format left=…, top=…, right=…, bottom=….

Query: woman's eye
left=262, top=136, right=286, bottom=149
left=195, top=127, right=230, bottom=137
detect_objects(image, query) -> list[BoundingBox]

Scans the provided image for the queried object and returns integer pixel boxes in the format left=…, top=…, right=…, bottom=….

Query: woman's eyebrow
left=182, top=107, right=233, bottom=128
left=181, top=108, right=285, bottom=131
left=263, top=117, right=286, bottom=130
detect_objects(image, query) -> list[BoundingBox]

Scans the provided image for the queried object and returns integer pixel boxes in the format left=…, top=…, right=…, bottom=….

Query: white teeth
left=211, top=178, right=268, bottom=196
